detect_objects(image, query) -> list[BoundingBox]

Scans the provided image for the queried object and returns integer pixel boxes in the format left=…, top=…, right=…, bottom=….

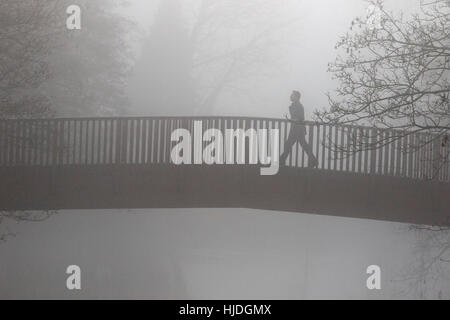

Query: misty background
left=0, top=0, right=449, bottom=299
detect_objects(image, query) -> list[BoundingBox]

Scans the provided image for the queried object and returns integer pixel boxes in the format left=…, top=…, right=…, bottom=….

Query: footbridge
left=0, top=116, right=448, bottom=225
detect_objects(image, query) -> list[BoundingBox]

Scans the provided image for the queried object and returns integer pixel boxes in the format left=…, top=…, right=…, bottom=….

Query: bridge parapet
left=0, top=116, right=448, bottom=181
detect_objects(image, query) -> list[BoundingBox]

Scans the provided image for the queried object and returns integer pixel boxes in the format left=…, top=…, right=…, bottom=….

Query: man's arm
left=284, top=105, right=293, bottom=120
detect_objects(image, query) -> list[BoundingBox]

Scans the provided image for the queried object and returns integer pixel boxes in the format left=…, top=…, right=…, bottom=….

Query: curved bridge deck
left=0, top=116, right=448, bottom=225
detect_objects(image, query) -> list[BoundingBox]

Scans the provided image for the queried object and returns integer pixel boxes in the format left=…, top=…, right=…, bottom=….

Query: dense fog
left=0, top=0, right=448, bottom=299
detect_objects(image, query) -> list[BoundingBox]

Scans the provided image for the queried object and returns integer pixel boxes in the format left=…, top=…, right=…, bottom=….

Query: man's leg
left=299, top=134, right=318, bottom=167
left=280, top=130, right=297, bottom=164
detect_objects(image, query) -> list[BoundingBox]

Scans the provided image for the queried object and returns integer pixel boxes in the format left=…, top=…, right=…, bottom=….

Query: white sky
left=3, top=0, right=443, bottom=300
left=123, top=0, right=418, bottom=118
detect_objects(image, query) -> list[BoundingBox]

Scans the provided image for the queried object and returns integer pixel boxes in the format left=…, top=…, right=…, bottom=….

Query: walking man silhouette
left=280, top=90, right=318, bottom=167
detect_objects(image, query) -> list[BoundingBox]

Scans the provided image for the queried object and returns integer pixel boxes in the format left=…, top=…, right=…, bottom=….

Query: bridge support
left=1, top=165, right=448, bottom=226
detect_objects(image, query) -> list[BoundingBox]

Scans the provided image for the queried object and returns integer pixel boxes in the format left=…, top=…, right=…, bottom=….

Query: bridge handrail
left=0, top=115, right=428, bottom=130
left=1, top=116, right=444, bottom=138
left=0, top=116, right=448, bottom=181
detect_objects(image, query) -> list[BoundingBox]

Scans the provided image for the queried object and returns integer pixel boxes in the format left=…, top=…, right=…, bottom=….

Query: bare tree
left=0, top=0, right=61, bottom=119
left=0, top=1, right=135, bottom=240
left=318, top=0, right=450, bottom=296
left=1, top=0, right=135, bottom=119
left=0, top=1, right=62, bottom=240
left=46, top=0, right=136, bottom=117
left=190, top=0, right=300, bottom=114
left=129, top=0, right=301, bottom=115
left=395, top=224, right=450, bottom=299
left=0, top=211, right=57, bottom=243
left=315, top=0, right=449, bottom=177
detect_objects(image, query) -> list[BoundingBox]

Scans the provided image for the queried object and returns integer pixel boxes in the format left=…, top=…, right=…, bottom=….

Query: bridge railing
left=0, top=116, right=448, bottom=181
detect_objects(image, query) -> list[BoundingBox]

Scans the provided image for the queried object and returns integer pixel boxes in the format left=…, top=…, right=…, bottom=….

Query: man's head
left=290, top=90, right=301, bottom=102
